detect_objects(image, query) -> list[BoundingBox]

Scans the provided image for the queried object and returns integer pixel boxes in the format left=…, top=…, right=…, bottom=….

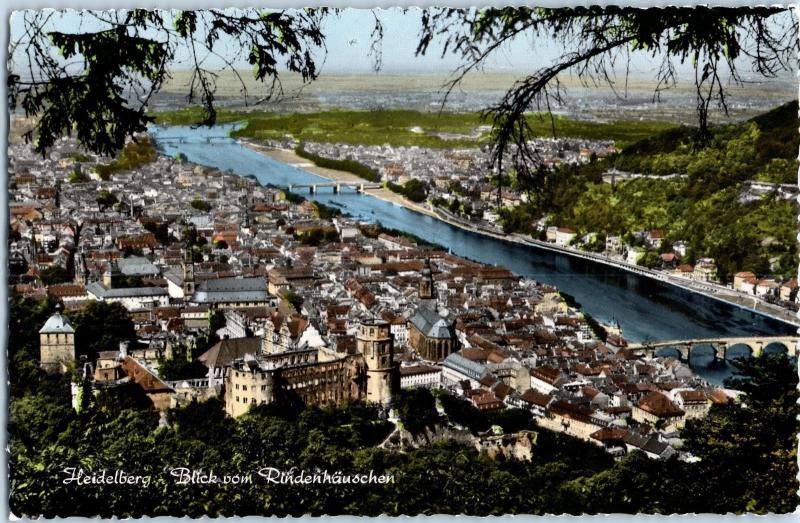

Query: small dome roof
left=39, top=311, right=75, bottom=334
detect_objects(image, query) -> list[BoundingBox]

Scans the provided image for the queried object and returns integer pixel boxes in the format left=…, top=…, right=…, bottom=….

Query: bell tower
left=182, top=249, right=195, bottom=297
left=419, top=258, right=435, bottom=301
left=356, top=320, right=398, bottom=407
left=103, top=259, right=120, bottom=288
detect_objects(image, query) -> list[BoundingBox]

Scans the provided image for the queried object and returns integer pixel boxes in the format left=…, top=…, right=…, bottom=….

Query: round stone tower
left=356, top=320, right=398, bottom=407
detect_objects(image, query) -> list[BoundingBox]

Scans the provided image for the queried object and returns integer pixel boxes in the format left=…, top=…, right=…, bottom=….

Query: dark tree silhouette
left=9, top=9, right=330, bottom=156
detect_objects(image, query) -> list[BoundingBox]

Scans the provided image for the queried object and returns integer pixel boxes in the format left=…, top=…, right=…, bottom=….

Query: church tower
left=39, top=304, right=76, bottom=373
left=182, top=249, right=195, bottom=297
left=357, top=320, right=399, bottom=407
left=419, top=258, right=435, bottom=301
left=103, top=260, right=119, bottom=288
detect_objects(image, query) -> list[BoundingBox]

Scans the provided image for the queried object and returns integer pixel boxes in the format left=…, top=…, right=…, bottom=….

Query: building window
left=236, top=396, right=240, bottom=402
left=242, top=385, right=247, bottom=391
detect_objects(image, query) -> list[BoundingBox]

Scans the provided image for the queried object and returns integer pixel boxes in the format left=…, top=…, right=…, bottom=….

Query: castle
left=37, top=299, right=400, bottom=416
left=224, top=319, right=399, bottom=417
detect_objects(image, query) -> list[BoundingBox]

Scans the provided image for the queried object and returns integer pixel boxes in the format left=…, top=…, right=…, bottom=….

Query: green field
left=153, top=107, right=676, bottom=149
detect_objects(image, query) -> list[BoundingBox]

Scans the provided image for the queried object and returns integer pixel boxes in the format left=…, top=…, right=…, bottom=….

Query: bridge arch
left=763, top=341, right=790, bottom=357
left=725, top=343, right=753, bottom=362
left=628, top=336, right=798, bottom=362
left=654, top=346, right=688, bottom=362
left=687, top=343, right=718, bottom=368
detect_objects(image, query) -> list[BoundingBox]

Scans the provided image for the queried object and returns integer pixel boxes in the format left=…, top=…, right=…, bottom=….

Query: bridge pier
left=712, top=343, right=727, bottom=362
left=333, top=183, right=340, bottom=194
left=357, top=183, right=364, bottom=194
left=309, top=185, right=316, bottom=195
left=680, top=345, right=691, bottom=365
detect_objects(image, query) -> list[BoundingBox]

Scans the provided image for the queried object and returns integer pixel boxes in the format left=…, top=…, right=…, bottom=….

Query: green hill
left=613, top=100, right=798, bottom=186
left=503, top=101, right=798, bottom=282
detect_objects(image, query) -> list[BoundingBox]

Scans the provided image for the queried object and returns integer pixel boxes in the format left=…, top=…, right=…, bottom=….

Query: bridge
left=288, top=181, right=382, bottom=194
left=624, top=336, right=798, bottom=363
left=155, top=136, right=234, bottom=144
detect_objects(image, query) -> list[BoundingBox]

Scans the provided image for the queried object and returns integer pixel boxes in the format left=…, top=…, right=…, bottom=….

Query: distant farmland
left=154, top=107, right=678, bottom=149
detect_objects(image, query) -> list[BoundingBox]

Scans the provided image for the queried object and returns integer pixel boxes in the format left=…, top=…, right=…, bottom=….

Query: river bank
left=431, top=207, right=800, bottom=329
left=151, top=123, right=794, bottom=359
left=239, top=139, right=440, bottom=220
left=239, top=138, right=799, bottom=331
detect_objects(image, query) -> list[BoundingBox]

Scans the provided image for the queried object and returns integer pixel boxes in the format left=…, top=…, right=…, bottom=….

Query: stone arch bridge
left=624, top=336, right=798, bottom=363
left=288, top=181, right=382, bottom=194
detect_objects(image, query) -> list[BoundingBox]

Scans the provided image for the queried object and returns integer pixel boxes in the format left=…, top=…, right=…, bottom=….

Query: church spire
left=419, top=257, right=435, bottom=302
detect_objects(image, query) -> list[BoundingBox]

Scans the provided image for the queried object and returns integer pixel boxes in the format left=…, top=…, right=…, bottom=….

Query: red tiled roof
left=637, top=391, right=685, bottom=418
left=120, top=357, right=173, bottom=393
left=519, top=389, right=552, bottom=408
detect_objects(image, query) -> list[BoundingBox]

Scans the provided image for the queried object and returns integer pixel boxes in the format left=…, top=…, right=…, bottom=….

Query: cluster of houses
left=13, top=135, right=733, bottom=460
left=733, top=271, right=798, bottom=303
left=299, top=138, right=616, bottom=220
left=256, top=131, right=795, bottom=316
left=541, top=224, right=798, bottom=305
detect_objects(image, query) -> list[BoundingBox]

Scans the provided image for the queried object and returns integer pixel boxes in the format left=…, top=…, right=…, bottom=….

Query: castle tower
left=419, top=258, right=435, bottom=301
left=182, top=249, right=195, bottom=297
left=39, top=304, right=76, bottom=373
left=357, top=320, right=398, bottom=408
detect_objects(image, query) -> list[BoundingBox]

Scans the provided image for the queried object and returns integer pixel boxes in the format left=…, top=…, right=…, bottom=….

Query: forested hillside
left=503, top=101, right=798, bottom=282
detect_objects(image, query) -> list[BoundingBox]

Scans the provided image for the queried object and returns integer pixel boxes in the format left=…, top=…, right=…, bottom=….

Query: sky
left=8, top=9, right=564, bottom=75
left=313, top=9, right=566, bottom=74
left=8, top=8, right=797, bottom=80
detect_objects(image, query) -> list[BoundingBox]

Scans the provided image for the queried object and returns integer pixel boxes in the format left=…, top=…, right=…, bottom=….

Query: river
left=151, top=124, right=796, bottom=384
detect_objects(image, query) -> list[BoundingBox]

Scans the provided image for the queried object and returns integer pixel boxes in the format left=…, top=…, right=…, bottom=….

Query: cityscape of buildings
left=9, top=133, right=747, bottom=460
left=278, top=135, right=798, bottom=321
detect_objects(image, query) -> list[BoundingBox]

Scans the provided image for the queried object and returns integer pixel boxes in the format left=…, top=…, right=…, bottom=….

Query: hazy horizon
left=11, top=8, right=798, bottom=78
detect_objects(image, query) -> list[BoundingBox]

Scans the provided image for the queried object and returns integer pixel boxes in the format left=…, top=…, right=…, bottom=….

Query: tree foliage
left=96, top=189, right=118, bottom=210
left=500, top=101, right=798, bottom=280
left=65, top=301, right=137, bottom=359
left=7, top=296, right=799, bottom=519
left=294, top=142, right=381, bottom=182
left=38, top=265, right=71, bottom=286
left=190, top=197, right=212, bottom=212
left=10, top=9, right=328, bottom=156
left=11, top=7, right=796, bottom=178
left=416, top=6, right=797, bottom=195
left=395, top=388, right=440, bottom=434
